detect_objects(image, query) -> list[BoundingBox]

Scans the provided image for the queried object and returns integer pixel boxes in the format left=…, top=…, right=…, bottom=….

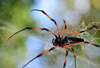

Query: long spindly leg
left=65, top=46, right=76, bottom=68
left=22, top=46, right=59, bottom=68
left=31, top=9, right=60, bottom=38
left=8, top=27, right=58, bottom=40
left=68, top=25, right=100, bottom=36
left=67, top=41, right=100, bottom=47
left=85, top=41, right=100, bottom=47
left=62, top=20, right=67, bottom=38
left=63, top=47, right=68, bottom=68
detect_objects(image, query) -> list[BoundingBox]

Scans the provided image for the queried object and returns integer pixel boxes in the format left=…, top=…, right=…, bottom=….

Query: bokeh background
left=0, top=0, right=100, bottom=68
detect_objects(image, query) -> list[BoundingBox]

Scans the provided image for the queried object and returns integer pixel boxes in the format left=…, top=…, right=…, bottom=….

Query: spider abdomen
left=67, top=36, right=84, bottom=44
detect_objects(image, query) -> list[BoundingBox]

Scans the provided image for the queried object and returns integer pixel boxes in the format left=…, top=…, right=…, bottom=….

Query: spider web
left=44, top=21, right=100, bottom=68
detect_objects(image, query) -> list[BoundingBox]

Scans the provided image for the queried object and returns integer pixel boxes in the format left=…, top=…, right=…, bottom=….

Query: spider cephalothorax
left=52, top=37, right=67, bottom=47
left=8, top=9, right=100, bottom=68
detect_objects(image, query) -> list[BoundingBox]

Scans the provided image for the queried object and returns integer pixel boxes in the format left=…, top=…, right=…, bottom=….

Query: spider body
left=8, top=9, right=100, bottom=68
left=52, top=36, right=84, bottom=47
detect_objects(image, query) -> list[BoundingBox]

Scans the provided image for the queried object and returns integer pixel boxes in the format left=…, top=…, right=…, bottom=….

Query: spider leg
left=67, top=41, right=100, bottom=47
left=62, top=20, right=67, bottom=38
left=63, top=47, right=68, bottom=68
left=85, top=41, right=100, bottom=47
left=8, top=27, right=57, bottom=40
left=31, top=9, right=60, bottom=38
left=68, top=25, right=100, bottom=36
left=65, top=46, right=76, bottom=68
left=22, top=46, right=59, bottom=68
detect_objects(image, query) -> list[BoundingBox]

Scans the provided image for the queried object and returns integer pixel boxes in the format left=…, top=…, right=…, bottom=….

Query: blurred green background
left=0, top=0, right=100, bottom=68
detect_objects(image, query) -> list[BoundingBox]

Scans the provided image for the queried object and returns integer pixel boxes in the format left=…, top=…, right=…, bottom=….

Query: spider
left=8, top=9, right=100, bottom=68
